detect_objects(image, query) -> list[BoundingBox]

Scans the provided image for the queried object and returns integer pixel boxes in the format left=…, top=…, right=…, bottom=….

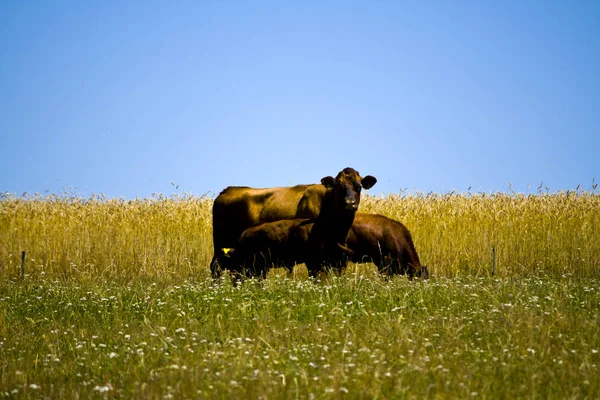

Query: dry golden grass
left=1, top=190, right=599, bottom=279
left=0, top=193, right=213, bottom=281
left=360, top=190, right=600, bottom=278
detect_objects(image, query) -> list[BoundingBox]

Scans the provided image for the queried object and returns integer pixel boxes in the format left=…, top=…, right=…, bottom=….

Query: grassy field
left=1, top=190, right=599, bottom=398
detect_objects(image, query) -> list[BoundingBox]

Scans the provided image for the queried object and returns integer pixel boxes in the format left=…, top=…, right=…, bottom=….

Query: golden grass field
left=1, top=190, right=599, bottom=280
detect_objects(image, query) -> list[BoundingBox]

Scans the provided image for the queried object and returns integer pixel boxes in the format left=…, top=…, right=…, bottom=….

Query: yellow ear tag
left=222, top=248, right=233, bottom=257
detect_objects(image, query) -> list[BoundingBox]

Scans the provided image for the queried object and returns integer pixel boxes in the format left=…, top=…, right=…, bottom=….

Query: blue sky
left=1, top=1, right=598, bottom=198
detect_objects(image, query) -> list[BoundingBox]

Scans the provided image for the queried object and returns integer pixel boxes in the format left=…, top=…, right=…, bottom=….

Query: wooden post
left=491, top=247, right=496, bottom=277
left=20, top=251, right=26, bottom=279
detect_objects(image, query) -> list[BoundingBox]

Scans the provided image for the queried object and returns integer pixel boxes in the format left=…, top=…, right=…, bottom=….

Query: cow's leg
left=377, top=255, right=394, bottom=278
left=305, top=261, right=322, bottom=279
left=230, top=269, right=241, bottom=285
left=399, top=249, right=413, bottom=279
left=328, top=260, right=346, bottom=277
left=392, top=257, right=405, bottom=278
left=406, top=263, right=416, bottom=280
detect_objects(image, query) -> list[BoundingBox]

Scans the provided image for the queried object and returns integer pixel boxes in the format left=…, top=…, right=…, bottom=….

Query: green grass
left=1, top=274, right=599, bottom=399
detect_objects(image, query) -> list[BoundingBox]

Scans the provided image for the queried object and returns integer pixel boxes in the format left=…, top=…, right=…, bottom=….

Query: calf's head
left=321, top=167, right=377, bottom=212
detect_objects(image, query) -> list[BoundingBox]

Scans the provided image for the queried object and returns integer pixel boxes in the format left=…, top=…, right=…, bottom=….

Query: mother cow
left=211, top=167, right=376, bottom=278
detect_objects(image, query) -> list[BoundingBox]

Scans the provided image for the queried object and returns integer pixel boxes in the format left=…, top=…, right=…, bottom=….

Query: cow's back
left=212, top=184, right=324, bottom=250
left=258, top=184, right=324, bottom=222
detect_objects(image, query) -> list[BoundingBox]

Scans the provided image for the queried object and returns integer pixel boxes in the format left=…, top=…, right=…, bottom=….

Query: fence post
left=491, top=247, right=496, bottom=277
left=20, top=251, right=26, bottom=279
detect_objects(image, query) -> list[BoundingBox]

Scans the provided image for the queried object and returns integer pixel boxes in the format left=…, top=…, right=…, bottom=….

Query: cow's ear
left=321, top=176, right=335, bottom=189
left=361, top=175, right=377, bottom=190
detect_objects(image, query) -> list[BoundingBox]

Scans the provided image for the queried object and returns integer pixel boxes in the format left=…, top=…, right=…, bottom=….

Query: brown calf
left=217, top=168, right=377, bottom=279
left=346, top=213, right=429, bottom=279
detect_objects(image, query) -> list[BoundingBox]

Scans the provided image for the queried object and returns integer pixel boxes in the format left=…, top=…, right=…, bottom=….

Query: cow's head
left=321, top=167, right=377, bottom=212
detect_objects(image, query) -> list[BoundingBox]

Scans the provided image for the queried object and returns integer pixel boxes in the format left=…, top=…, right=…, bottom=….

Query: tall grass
left=360, top=190, right=600, bottom=278
left=0, top=193, right=213, bottom=281
left=1, top=190, right=599, bottom=279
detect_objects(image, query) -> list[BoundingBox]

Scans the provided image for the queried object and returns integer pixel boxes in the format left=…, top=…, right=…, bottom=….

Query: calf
left=211, top=167, right=377, bottom=278
left=219, top=168, right=377, bottom=279
left=346, top=213, right=429, bottom=279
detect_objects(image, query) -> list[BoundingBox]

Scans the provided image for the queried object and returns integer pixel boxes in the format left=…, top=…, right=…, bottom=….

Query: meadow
left=1, top=190, right=599, bottom=399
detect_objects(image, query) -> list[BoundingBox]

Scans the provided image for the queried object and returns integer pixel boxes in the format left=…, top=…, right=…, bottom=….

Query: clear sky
left=1, top=1, right=599, bottom=198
